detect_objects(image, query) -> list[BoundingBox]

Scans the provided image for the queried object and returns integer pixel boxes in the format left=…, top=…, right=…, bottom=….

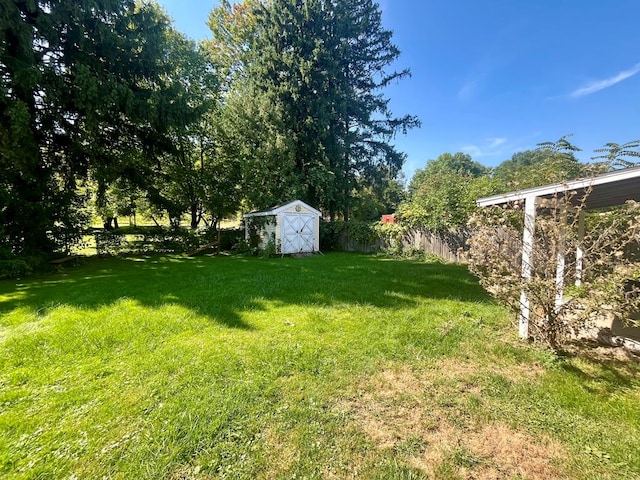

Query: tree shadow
left=557, top=340, right=640, bottom=397
left=0, top=253, right=495, bottom=331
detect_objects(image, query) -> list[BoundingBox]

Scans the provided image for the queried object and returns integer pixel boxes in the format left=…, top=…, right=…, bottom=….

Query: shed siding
left=275, top=215, right=282, bottom=252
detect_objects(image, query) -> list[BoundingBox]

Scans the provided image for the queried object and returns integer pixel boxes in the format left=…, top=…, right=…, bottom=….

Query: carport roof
left=477, top=166, right=640, bottom=210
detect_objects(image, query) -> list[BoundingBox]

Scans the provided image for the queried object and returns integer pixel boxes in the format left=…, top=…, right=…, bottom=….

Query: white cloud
left=488, top=137, right=507, bottom=148
left=461, top=132, right=542, bottom=162
left=570, top=63, right=640, bottom=98
left=457, top=79, right=478, bottom=102
left=462, top=138, right=508, bottom=157
left=462, top=145, right=484, bottom=157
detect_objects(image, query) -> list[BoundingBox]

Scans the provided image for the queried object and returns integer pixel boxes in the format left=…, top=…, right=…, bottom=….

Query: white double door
left=281, top=213, right=315, bottom=254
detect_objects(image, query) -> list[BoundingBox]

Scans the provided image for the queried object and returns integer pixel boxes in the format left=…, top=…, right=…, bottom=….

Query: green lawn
left=0, top=253, right=638, bottom=479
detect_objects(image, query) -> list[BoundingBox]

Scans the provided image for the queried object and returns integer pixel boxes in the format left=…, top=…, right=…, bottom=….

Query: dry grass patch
left=340, top=362, right=567, bottom=479
left=170, top=465, right=215, bottom=480
left=339, top=365, right=436, bottom=449
left=255, top=427, right=300, bottom=480
left=409, top=422, right=567, bottom=480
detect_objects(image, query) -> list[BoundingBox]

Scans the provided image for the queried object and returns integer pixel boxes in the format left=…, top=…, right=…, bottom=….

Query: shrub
left=0, top=252, right=46, bottom=279
left=320, top=220, right=383, bottom=252
left=0, top=259, right=31, bottom=279
left=373, top=221, right=405, bottom=256
left=94, top=227, right=237, bottom=256
left=467, top=194, right=640, bottom=349
left=319, top=221, right=345, bottom=251
left=219, top=228, right=243, bottom=251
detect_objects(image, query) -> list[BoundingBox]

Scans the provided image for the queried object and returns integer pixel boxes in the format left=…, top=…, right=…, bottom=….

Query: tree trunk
left=217, top=222, right=222, bottom=254
left=190, top=203, right=199, bottom=229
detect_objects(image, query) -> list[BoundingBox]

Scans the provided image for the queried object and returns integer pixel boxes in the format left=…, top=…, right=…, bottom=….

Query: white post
left=575, top=210, right=585, bottom=286
left=555, top=202, right=567, bottom=311
left=520, top=196, right=537, bottom=339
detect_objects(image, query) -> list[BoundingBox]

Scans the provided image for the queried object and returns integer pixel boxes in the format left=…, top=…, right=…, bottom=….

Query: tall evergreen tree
left=208, top=0, right=418, bottom=217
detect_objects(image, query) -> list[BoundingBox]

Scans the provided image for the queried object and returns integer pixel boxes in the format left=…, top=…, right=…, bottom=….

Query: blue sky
left=157, top=0, right=640, bottom=180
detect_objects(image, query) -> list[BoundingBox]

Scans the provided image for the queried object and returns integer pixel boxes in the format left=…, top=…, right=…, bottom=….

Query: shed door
left=281, top=213, right=315, bottom=254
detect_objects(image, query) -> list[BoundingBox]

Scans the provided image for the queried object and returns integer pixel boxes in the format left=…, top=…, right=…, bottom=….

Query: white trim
left=575, top=210, right=585, bottom=286
left=519, top=196, right=537, bottom=339
left=554, top=203, right=567, bottom=312
left=243, top=200, right=322, bottom=218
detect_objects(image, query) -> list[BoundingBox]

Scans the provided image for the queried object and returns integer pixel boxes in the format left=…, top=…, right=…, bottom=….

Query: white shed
left=243, top=200, right=322, bottom=254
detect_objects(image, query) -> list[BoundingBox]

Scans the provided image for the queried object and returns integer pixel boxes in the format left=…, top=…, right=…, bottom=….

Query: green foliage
left=319, top=220, right=343, bottom=251
left=349, top=177, right=407, bottom=221
left=319, top=220, right=382, bottom=251
left=401, top=153, right=496, bottom=229
left=344, top=221, right=380, bottom=246
left=592, top=140, right=640, bottom=171
left=93, top=227, right=233, bottom=256
left=320, top=220, right=382, bottom=251
left=0, top=259, right=31, bottom=279
left=210, top=0, right=418, bottom=217
left=205, top=0, right=261, bottom=87
left=372, top=221, right=405, bottom=255
left=219, top=228, right=244, bottom=251
left=142, top=39, right=236, bottom=230
left=0, top=0, right=213, bottom=255
left=493, top=139, right=583, bottom=192
left=261, top=239, right=277, bottom=258
left=0, top=249, right=47, bottom=279
left=408, top=153, right=488, bottom=195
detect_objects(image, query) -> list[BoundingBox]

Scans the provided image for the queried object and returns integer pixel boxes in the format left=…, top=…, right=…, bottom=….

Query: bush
left=0, top=252, right=46, bottom=279
left=319, top=221, right=345, bottom=251
left=320, top=220, right=382, bottom=252
left=0, top=259, right=31, bottom=279
left=94, top=227, right=237, bottom=256
left=467, top=195, right=640, bottom=349
left=219, top=228, right=244, bottom=251
left=373, top=221, right=405, bottom=256
left=262, top=239, right=277, bottom=258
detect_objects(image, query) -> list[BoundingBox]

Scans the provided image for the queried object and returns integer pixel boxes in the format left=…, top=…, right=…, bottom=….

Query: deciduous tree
left=401, top=153, right=495, bottom=229
left=1, top=0, right=205, bottom=254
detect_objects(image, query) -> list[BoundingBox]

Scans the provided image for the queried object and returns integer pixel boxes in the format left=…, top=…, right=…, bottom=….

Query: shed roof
left=243, top=200, right=322, bottom=218
left=477, top=166, right=640, bottom=210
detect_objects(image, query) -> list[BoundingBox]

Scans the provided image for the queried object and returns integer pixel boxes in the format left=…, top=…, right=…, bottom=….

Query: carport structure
left=477, top=166, right=640, bottom=339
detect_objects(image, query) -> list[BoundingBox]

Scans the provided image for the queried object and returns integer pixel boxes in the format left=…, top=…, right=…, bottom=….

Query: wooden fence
left=336, top=227, right=471, bottom=263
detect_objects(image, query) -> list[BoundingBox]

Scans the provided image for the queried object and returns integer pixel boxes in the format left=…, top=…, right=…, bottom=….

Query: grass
left=0, top=252, right=638, bottom=479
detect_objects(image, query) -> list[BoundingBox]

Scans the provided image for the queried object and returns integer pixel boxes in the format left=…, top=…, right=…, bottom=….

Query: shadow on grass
left=557, top=341, right=640, bottom=396
left=0, top=253, right=494, bottom=330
